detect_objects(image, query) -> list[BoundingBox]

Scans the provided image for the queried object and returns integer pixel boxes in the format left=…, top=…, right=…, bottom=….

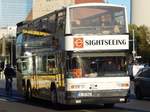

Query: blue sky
left=107, top=0, right=131, bottom=23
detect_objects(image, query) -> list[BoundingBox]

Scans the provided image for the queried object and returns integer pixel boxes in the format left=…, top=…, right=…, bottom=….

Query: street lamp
left=7, top=26, right=17, bottom=67
left=2, top=34, right=6, bottom=57
left=132, top=29, right=136, bottom=61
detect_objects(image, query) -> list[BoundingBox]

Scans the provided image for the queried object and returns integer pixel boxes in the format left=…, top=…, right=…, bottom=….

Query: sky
left=107, top=0, right=131, bottom=23
left=0, top=0, right=32, bottom=27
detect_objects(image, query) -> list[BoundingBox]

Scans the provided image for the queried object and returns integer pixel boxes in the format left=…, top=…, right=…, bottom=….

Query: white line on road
left=0, top=98, right=8, bottom=102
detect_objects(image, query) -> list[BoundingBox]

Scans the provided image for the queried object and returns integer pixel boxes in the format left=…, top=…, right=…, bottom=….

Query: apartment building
left=27, top=0, right=104, bottom=20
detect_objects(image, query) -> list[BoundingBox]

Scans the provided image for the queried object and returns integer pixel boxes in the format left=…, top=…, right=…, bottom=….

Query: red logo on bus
left=74, top=38, right=84, bottom=48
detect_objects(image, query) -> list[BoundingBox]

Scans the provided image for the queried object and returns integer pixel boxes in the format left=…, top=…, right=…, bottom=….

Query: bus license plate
left=78, top=92, right=92, bottom=97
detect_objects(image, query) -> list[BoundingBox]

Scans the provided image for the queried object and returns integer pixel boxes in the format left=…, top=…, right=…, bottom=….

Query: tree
left=138, top=26, right=150, bottom=61
left=129, top=24, right=150, bottom=63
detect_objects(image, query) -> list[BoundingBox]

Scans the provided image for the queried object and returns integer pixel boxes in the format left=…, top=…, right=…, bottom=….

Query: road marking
left=0, top=94, right=24, bottom=102
left=0, top=98, right=8, bottom=102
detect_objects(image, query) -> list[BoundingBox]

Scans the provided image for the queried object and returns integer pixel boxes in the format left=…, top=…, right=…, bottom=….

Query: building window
left=46, top=0, right=52, bottom=2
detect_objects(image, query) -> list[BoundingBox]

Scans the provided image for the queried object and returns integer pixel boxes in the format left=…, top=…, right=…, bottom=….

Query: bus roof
left=16, top=3, right=127, bottom=29
left=67, top=3, right=126, bottom=9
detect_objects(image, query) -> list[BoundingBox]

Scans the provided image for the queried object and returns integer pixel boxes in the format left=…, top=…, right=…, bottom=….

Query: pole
left=130, top=0, right=132, bottom=24
left=2, top=35, right=6, bottom=57
left=11, top=38, right=13, bottom=66
left=132, top=29, right=136, bottom=61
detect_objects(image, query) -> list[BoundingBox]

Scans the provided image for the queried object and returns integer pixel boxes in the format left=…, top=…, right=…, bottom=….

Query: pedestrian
left=4, top=64, right=15, bottom=96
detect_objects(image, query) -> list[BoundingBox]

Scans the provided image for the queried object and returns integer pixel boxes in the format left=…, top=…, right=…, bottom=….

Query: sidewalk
left=0, top=78, right=21, bottom=98
left=0, top=71, right=5, bottom=80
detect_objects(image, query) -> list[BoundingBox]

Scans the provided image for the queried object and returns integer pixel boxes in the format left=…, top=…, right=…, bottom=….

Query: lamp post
left=7, top=26, right=17, bottom=67
left=2, top=34, right=6, bottom=57
left=132, top=29, right=136, bottom=62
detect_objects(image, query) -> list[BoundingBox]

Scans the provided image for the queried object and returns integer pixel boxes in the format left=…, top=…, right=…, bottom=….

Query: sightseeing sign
left=65, top=35, right=129, bottom=51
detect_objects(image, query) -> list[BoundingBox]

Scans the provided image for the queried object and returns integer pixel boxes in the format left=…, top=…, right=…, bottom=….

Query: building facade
left=28, top=0, right=104, bottom=20
left=0, top=0, right=30, bottom=66
left=131, top=0, right=150, bottom=27
left=0, top=26, right=16, bottom=66
left=0, top=0, right=32, bottom=27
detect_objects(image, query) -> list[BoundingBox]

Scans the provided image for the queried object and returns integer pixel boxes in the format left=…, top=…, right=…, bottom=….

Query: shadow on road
left=0, top=86, right=150, bottom=112
left=13, top=98, right=150, bottom=112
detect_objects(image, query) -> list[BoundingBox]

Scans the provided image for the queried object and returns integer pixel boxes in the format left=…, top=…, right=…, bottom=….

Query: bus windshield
left=70, top=6, right=126, bottom=35
left=67, top=56, right=127, bottom=78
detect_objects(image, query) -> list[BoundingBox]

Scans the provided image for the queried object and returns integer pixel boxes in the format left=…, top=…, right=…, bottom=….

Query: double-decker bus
left=16, top=3, right=130, bottom=107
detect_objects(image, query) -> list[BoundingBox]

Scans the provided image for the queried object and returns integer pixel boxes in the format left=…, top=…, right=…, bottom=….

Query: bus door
left=35, top=55, right=49, bottom=96
left=55, top=52, right=65, bottom=88
left=47, top=55, right=58, bottom=84
left=16, top=56, right=34, bottom=93
left=32, top=55, right=38, bottom=91
left=36, top=54, right=57, bottom=97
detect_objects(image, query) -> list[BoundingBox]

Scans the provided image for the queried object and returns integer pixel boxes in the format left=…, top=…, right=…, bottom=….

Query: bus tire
left=26, top=82, right=32, bottom=101
left=104, top=103, right=114, bottom=108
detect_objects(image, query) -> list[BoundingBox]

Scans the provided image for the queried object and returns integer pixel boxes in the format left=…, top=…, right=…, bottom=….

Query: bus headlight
left=119, top=83, right=129, bottom=89
left=121, top=83, right=129, bottom=87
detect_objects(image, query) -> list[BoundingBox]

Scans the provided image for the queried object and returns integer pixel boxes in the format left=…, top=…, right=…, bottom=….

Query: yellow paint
left=18, top=73, right=65, bottom=92
left=22, top=29, right=50, bottom=36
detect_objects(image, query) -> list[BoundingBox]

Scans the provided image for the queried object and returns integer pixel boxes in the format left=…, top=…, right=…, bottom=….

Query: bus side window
left=47, top=55, right=58, bottom=74
left=48, top=13, right=56, bottom=33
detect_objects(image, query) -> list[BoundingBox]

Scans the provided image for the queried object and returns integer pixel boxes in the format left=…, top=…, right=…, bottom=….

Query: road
left=0, top=79, right=150, bottom=112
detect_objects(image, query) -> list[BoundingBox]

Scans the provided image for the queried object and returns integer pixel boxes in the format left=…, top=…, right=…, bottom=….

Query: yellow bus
left=16, top=3, right=130, bottom=107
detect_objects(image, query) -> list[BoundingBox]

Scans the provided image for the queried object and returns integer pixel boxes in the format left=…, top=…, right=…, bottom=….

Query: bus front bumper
left=65, top=90, right=129, bottom=105
left=65, top=97, right=128, bottom=105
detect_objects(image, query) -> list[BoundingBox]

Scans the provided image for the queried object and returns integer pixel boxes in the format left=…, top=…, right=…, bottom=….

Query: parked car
left=134, top=67, right=150, bottom=99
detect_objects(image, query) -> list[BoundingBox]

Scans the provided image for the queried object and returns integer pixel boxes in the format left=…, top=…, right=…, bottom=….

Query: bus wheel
left=51, top=89, right=57, bottom=105
left=104, top=103, right=114, bottom=108
left=26, top=84, right=32, bottom=100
